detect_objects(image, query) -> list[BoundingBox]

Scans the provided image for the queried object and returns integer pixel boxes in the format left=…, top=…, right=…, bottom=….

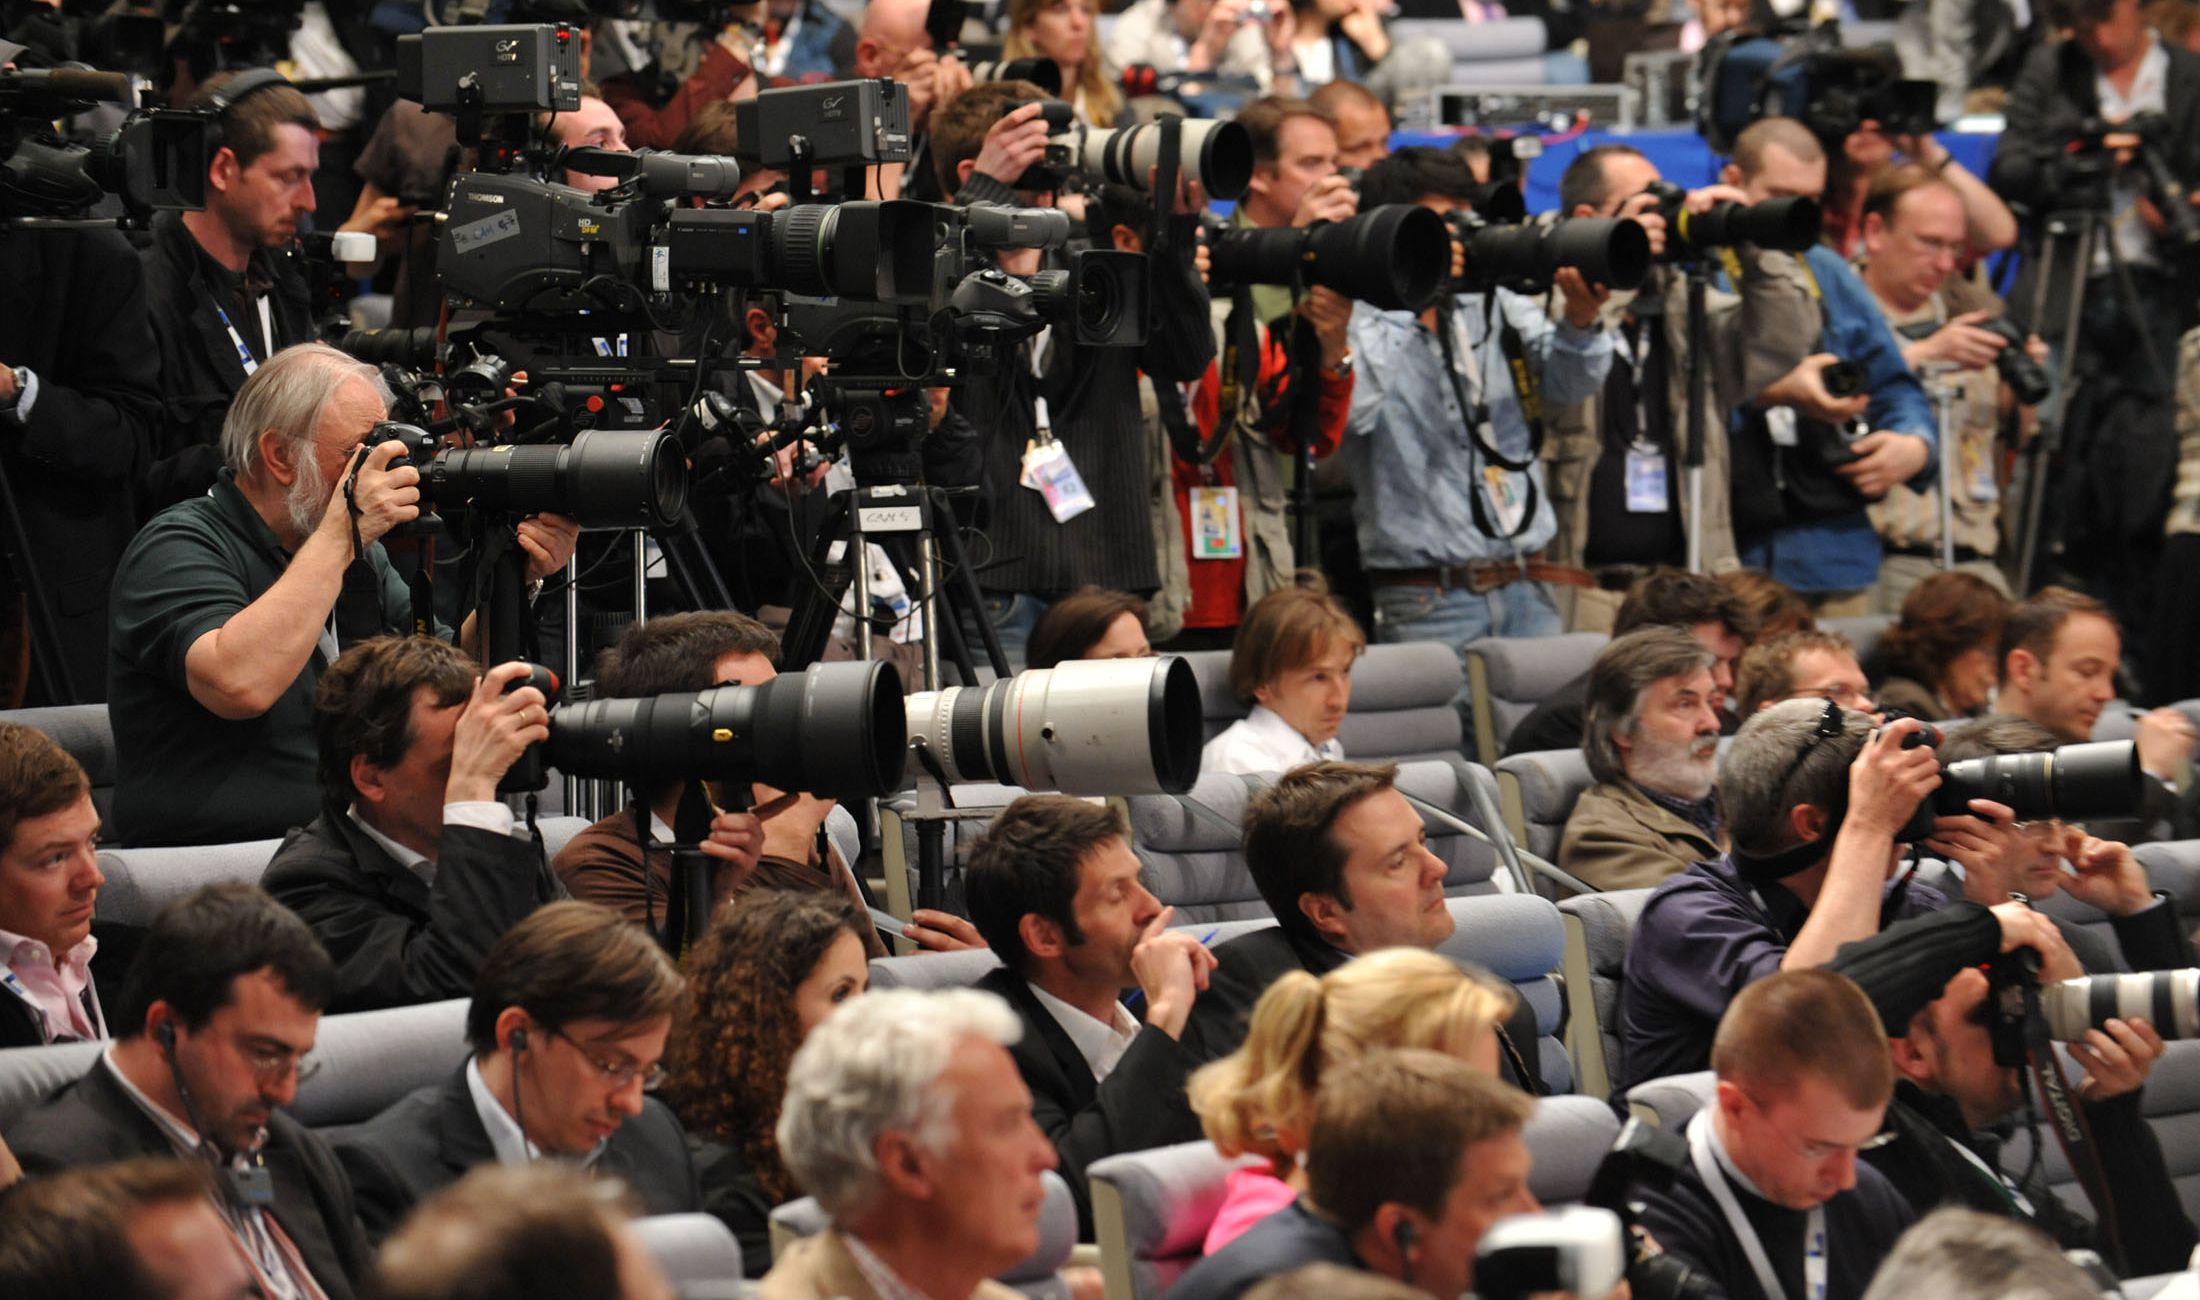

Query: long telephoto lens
left=1462, top=216, right=1651, bottom=291
left=1209, top=204, right=1450, bottom=312
left=1674, top=196, right=1822, bottom=254
left=336, top=325, right=443, bottom=368
left=2041, top=970, right=2200, bottom=1043
left=547, top=661, right=908, bottom=800
left=1933, top=739, right=2143, bottom=824
left=1066, top=118, right=1255, bottom=202
left=424, top=428, right=688, bottom=531
left=969, top=56, right=1062, bottom=96
left=903, top=657, right=1203, bottom=795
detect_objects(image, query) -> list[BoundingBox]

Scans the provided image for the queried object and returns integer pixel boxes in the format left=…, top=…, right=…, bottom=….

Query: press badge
left=1483, top=466, right=1528, bottom=536
left=1624, top=443, right=1668, bottom=513
left=1964, top=438, right=1999, bottom=503
left=1191, top=485, right=1243, bottom=559
left=1765, top=407, right=1800, bottom=448
left=1022, top=440, right=1096, bottom=523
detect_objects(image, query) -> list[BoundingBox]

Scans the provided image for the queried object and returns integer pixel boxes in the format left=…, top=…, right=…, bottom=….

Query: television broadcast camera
left=1697, top=22, right=1936, bottom=155
left=0, top=62, right=209, bottom=222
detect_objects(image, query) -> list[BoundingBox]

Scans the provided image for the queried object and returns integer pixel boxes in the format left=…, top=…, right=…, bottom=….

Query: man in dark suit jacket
left=0, top=723, right=109, bottom=1050
left=327, top=898, right=697, bottom=1241
left=962, top=796, right=1218, bottom=1235
left=1174, top=763, right=1545, bottom=1094
left=260, top=636, right=564, bottom=1013
left=2, top=881, right=372, bottom=1300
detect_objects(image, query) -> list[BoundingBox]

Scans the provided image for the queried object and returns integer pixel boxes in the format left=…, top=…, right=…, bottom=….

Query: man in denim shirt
left=1721, top=119, right=1938, bottom=614
left=1344, top=150, right=1614, bottom=679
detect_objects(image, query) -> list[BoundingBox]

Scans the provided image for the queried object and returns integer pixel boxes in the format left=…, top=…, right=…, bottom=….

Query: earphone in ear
left=510, top=1026, right=529, bottom=1052
left=1393, top=1220, right=1418, bottom=1255
left=155, top=1021, right=176, bottom=1051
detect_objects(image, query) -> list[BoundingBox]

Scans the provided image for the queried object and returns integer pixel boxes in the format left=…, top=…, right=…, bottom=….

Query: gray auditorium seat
left=1395, top=759, right=1512, bottom=898
left=770, top=1169, right=1080, bottom=1300
left=1334, top=641, right=1468, bottom=764
left=1625, top=1070, right=1717, bottom=1130
left=2003, top=1039, right=2200, bottom=1229
left=0, top=1038, right=100, bottom=1130
left=865, top=919, right=1279, bottom=993
left=1087, top=1140, right=1265, bottom=1300
left=1558, top=888, right=1656, bottom=1102
left=1465, top=633, right=1608, bottom=767
left=1127, top=772, right=1271, bottom=925
left=1180, top=649, right=1241, bottom=745
left=1525, top=1095, right=1624, bottom=1205
left=1497, top=748, right=1595, bottom=864
left=1822, top=614, right=1892, bottom=667
left=1441, top=893, right=1572, bottom=1093
left=632, top=1213, right=742, bottom=1288
left=533, top=814, right=592, bottom=863
left=2133, top=840, right=2200, bottom=924
left=95, top=838, right=283, bottom=928
left=1, top=703, right=115, bottom=820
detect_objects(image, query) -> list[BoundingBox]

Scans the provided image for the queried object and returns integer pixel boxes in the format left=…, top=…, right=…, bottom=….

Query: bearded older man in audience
left=1560, top=628, right=1729, bottom=890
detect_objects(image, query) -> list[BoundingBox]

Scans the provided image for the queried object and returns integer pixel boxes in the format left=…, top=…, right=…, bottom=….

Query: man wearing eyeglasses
left=1733, top=629, right=1881, bottom=718
left=1632, top=970, right=1918, bottom=1300
left=329, top=901, right=701, bottom=1244
left=4, top=881, right=374, bottom=1299
left=1617, top=698, right=1944, bottom=1091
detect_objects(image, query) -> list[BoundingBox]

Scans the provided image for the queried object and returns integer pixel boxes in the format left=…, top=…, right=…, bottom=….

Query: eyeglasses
left=239, top=1038, right=322, bottom=1087
left=1738, top=1087, right=1897, bottom=1158
left=547, top=1027, right=665, bottom=1091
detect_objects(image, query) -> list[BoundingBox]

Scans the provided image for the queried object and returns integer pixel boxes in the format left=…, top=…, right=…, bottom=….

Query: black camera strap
left=1432, top=297, right=1542, bottom=541
left=2019, top=1002, right=2126, bottom=1271
left=1162, top=285, right=1261, bottom=468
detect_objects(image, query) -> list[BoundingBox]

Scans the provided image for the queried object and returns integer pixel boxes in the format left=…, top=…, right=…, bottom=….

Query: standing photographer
left=930, top=81, right=1216, bottom=668
left=1829, top=899, right=2200, bottom=1277
left=1344, top=148, right=1613, bottom=672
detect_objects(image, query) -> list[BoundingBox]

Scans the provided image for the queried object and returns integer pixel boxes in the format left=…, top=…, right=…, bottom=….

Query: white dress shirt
left=1027, top=983, right=1140, bottom=1083
left=465, top=1055, right=542, bottom=1166
left=1200, top=705, right=1345, bottom=777
left=347, top=801, right=516, bottom=888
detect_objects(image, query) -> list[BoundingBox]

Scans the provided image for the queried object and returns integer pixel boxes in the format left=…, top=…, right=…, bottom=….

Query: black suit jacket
left=261, top=809, right=565, bottom=1013
left=974, top=967, right=1202, bottom=1236
left=3, top=1057, right=371, bottom=1300
left=328, top=1063, right=702, bottom=1243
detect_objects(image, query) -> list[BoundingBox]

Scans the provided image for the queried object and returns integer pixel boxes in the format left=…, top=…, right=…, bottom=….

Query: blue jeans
left=959, top=591, right=1049, bottom=679
left=1372, top=580, right=1562, bottom=705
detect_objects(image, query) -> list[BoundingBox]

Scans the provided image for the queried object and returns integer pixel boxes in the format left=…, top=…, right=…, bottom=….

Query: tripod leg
left=929, top=488, right=1010, bottom=679
left=0, top=456, right=78, bottom=703
left=781, top=494, right=859, bottom=671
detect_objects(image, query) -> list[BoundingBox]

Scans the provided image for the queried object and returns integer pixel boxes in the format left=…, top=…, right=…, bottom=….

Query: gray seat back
left=0, top=1039, right=101, bottom=1130
left=1126, top=772, right=1270, bottom=925
left=1624, top=1070, right=1717, bottom=1130
left=1465, top=634, right=1607, bottom=767
left=2133, top=840, right=2200, bottom=927
left=1335, top=641, right=1466, bottom=764
left=865, top=920, right=1279, bottom=993
left=1180, top=650, right=1241, bottom=744
left=1439, top=893, right=1571, bottom=1093
left=1397, top=759, right=1508, bottom=897
left=1822, top=614, right=1892, bottom=668
left=1087, top=1140, right=1266, bottom=1300
left=1497, top=748, right=1595, bottom=863
left=96, top=839, right=283, bottom=928
left=2001, top=1039, right=2200, bottom=1228
left=632, top=1213, right=742, bottom=1288
left=1557, top=888, right=1656, bottom=1103
left=1, top=704, right=116, bottom=820
left=1525, top=1095, right=1624, bottom=1205
left=769, top=1169, right=1079, bottom=1300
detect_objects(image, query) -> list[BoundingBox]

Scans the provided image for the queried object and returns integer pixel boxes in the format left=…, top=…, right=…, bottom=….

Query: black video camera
left=2064, top=114, right=2200, bottom=250
left=0, top=64, right=209, bottom=222
left=395, top=24, right=584, bottom=115
left=1697, top=23, right=1937, bottom=155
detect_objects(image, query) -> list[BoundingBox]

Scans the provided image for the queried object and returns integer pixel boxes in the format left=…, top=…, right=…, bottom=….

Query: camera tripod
left=0, top=451, right=77, bottom=704
left=2011, top=205, right=2171, bottom=594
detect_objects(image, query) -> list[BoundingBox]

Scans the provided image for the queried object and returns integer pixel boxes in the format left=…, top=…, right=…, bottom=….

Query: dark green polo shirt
left=107, top=471, right=415, bottom=846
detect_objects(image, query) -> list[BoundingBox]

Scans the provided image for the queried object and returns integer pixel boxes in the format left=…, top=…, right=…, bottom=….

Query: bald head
left=859, top=0, right=933, bottom=76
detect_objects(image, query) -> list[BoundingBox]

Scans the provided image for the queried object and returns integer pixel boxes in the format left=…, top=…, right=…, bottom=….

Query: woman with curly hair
left=660, top=889, right=871, bottom=1262
left=1184, top=947, right=1516, bottom=1252
left=1872, top=570, right=2009, bottom=722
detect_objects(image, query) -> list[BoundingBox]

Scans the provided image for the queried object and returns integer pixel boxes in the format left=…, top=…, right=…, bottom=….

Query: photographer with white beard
left=105, top=343, right=578, bottom=846
left=1559, top=627, right=1730, bottom=890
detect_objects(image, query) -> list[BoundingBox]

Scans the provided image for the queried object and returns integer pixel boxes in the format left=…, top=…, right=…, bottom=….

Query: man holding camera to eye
left=928, top=81, right=1215, bottom=669
left=1828, top=894, right=2200, bottom=1276
left=105, top=344, right=578, bottom=847
left=1345, top=148, right=1613, bottom=670
left=259, top=636, right=565, bottom=1015
left=1857, top=165, right=2048, bottom=612
left=853, top=0, right=975, bottom=200
left=1720, top=119, right=1938, bottom=618
left=1619, top=698, right=1953, bottom=1091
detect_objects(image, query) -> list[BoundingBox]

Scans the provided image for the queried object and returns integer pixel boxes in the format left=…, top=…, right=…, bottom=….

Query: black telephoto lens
left=1462, top=215, right=1651, bottom=292
left=1676, top=196, right=1822, bottom=254
left=1934, top=740, right=2143, bottom=824
left=425, top=428, right=688, bottom=531
left=1210, top=204, right=1449, bottom=312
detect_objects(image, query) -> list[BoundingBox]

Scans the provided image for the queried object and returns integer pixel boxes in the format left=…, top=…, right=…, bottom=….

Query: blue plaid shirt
left=1344, top=288, right=1612, bottom=570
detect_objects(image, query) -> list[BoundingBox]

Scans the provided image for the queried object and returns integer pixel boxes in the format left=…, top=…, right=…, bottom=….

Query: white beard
left=1630, top=729, right=1719, bottom=803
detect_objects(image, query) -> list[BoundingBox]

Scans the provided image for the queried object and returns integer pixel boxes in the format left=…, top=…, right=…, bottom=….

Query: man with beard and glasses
left=105, top=343, right=579, bottom=847
left=1560, top=628, right=1729, bottom=890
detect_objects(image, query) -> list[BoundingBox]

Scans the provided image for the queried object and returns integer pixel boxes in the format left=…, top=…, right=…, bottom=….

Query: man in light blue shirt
left=1720, top=119, right=1938, bottom=609
left=1344, top=149, right=1615, bottom=680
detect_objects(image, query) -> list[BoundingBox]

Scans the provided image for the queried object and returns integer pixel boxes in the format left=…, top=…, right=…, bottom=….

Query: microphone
left=1, top=66, right=134, bottom=106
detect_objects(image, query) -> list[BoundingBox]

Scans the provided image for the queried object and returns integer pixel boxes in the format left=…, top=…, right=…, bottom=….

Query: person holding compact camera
left=1344, top=148, right=1615, bottom=672
left=929, top=80, right=1216, bottom=669
left=258, top=636, right=566, bottom=1015
left=105, top=343, right=579, bottom=847
left=1829, top=895, right=2200, bottom=1276
left=1619, top=697, right=1951, bottom=1091
left=1857, top=164, right=2050, bottom=613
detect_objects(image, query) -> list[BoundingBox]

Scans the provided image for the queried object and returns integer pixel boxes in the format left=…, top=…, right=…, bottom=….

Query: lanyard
left=211, top=295, right=274, bottom=377
left=1688, top=1110, right=1827, bottom=1300
left=1945, top=1134, right=2036, bottom=1216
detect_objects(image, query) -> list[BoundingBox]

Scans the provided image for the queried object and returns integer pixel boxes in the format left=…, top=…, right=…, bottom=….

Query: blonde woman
left=1186, top=947, right=1517, bottom=1252
left=1003, top=0, right=1122, bottom=126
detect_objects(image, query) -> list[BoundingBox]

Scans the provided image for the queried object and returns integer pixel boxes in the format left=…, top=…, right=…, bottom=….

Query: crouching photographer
left=1828, top=894, right=2200, bottom=1277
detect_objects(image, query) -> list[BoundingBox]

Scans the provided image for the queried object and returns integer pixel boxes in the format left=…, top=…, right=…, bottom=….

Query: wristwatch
left=1325, top=351, right=1356, bottom=378
left=0, top=366, right=26, bottom=410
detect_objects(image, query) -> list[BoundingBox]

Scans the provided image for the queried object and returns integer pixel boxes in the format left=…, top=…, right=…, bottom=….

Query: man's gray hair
left=776, top=988, right=1022, bottom=1221
left=1718, top=698, right=1875, bottom=856
left=1582, top=627, right=1717, bottom=785
left=220, top=342, right=383, bottom=480
left=1859, top=1209, right=2100, bottom=1300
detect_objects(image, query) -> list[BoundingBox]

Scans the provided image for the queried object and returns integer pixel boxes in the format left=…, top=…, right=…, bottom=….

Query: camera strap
left=1433, top=298, right=1542, bottom=542
left=1165, top=286, right=1261, bottom=467
left=2019, top=1004, right=2126, bottom=1271
left=1687, top=1110, right=1826, bottom=1300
